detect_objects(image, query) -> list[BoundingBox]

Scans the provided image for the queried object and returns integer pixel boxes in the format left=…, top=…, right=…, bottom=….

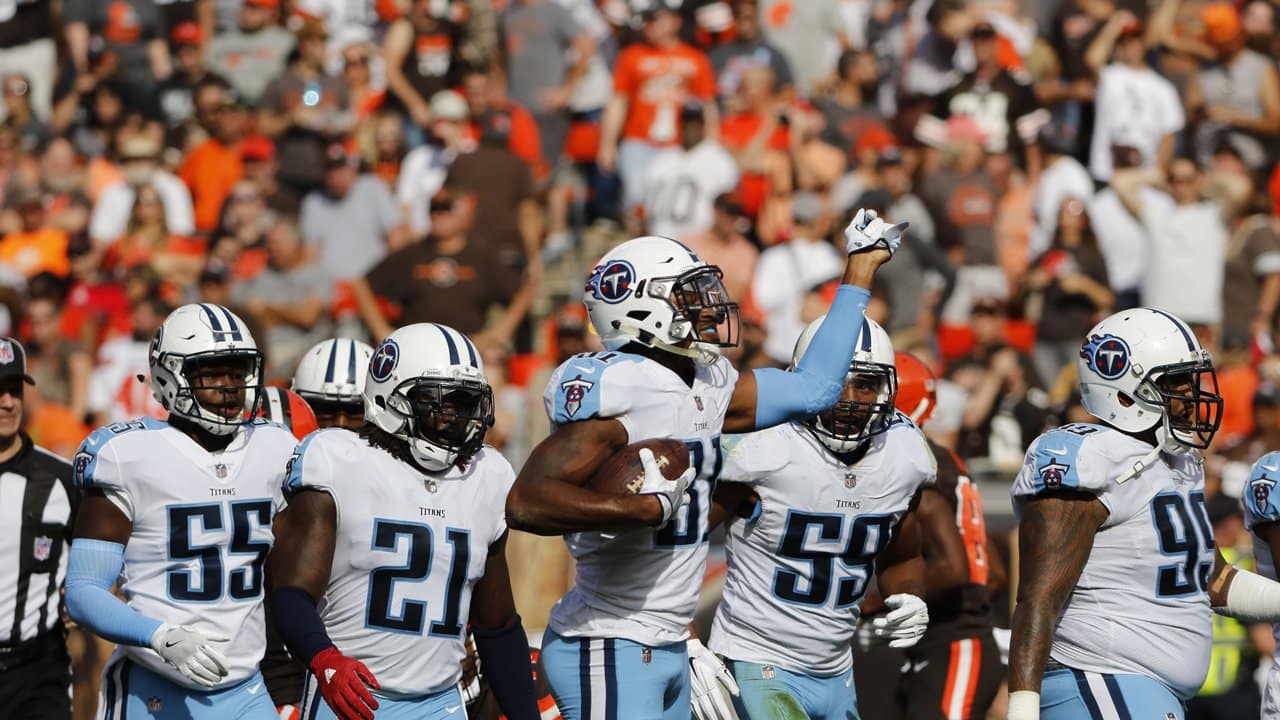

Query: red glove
left=309, top=646, right=381, bottom=720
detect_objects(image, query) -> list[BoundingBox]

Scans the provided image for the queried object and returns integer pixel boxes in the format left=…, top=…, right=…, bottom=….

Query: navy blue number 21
left=1152, top=492, right=1213, bottom=597
left=366, top=520, right=470, bottom=637
left=168, top=500, right=272, bottom=602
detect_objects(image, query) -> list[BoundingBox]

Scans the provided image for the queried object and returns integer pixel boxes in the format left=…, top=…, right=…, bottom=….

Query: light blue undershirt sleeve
left=751, top=284, right=871, bottom=429
left=65, top=539, right=161, bottom=648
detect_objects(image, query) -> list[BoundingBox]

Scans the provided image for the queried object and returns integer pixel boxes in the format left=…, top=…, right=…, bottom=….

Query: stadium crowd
left=0, top=0, right=1278, bottom=716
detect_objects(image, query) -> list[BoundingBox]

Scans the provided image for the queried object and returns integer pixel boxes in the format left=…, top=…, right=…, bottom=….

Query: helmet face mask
left=390, top=377, right=494, bottom=460
left=1138, top=361, right=1223, bottom=450
left=662, top=266, right=739, bottom=353
left=148, top=304, right=263, bottom=436
left=810, top=365, right=897, bottom=453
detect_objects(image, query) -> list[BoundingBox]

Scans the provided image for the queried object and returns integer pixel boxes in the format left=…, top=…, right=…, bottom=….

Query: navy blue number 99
left=1152, top=492, right=1214, bottom=596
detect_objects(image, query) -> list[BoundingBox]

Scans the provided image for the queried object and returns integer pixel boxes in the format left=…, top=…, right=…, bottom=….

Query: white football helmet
left=292, top=338, right=374, bottom=407
left=1078, top=308, right=1222, bottom=451
left=584, top=236, right=739, bottom=367
left=792, top=315, right=897, bottom=454
left=148, top=303, right=263, bottom=436
left=363, top=323, right=494, bottom=473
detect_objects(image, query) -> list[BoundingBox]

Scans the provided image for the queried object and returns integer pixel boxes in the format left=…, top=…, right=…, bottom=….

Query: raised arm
left=723, top=210, right=902, bottom=433
left=1007, top=492, right=1108, bottom=719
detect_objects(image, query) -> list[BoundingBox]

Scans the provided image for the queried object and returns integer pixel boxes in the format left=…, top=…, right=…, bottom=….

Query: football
left=588, top=438, right=691, bottom=495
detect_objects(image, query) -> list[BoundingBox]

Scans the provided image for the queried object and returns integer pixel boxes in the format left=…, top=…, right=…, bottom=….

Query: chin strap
left=1115, top=423, right=1202, bottom=485
left=617, top=322, right=720, bottom=367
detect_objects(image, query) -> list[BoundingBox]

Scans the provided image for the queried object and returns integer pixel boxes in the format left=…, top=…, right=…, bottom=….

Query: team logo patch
left=1080, top=333, right=1131, bottom=380
left=73, top=451, right=91, bottom=485
left=587, top=260, right=636, bottom=304
left=1253, top=474, right=1275, bottom=511
left=32, top=536, right=52, bottom=562
left=370, top=339, right=400, bottom=382
left=1038, top=459, right=1071, bottom=489
left=0, top=340, right=13, bottom=365
left=147, top=697, right=163, bottom=712
left=560, top=375, right=594, bottom=417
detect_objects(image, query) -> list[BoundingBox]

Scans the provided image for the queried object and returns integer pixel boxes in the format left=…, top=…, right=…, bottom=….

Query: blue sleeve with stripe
left=283, top=431, right=324, bottom=498
left=1245, top=451, right=1280, bottom=530
left=549, top=355, right=627, bottom=425
left=72, top=425, right=118, bottom=491
left=751, top=284, right=871, bottom=429
left=1014, top=427, right=1097, bottom=496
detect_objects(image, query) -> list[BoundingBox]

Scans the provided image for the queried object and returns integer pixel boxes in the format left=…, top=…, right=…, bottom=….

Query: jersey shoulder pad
left=1012, top=423, right=1114, bottom=497
left=72, top=417, right=169, bottom=492
left=465, top=445, right=517, bottom=495
left=1245, top=451, right=1280, bottom=529
left=545, top=351, right=647, bottom=425
left=282, top=427, right=354, bottom=497
left=720, top=425, right=794, bottom=486
left=883, top=418, right=937, bottom=488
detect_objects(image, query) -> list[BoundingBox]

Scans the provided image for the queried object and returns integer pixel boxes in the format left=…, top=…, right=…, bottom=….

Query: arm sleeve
left=474, top=616, right=539, bottom=720
left=65, top=539, right=161, bottom=647
left=269, top=586, right=335, bottom=665
left=750, top=284, right=870, bottom=429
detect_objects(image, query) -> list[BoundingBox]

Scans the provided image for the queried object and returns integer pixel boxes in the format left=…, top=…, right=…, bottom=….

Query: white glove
left=149, top=623, right=230, bottom=687
left=844, top=208, right=908, bottom=257
left=688, top=638, right=739, bottom=720
left=638, top=447, right=694, bottom=528
left=866, top=593, right=929, bottom=649
left=1006, top=690, right=1040, bottom=720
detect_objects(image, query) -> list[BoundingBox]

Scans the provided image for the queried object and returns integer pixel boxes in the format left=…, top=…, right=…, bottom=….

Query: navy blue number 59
left=773, top=512, right=895, bottom=608
left=365, top=520, right=470, bottom=637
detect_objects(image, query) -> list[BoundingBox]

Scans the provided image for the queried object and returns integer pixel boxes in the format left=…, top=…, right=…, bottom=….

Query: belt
left=0, top=630, right=64, bottom=671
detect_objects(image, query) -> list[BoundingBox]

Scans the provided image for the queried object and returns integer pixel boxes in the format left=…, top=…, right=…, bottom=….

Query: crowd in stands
left=0, top=0, right=1278, bottom=713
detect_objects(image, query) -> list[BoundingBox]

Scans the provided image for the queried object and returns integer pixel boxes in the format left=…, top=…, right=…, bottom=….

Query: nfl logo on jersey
left=147, top=697, right=163, bottom=712
left=844, top=472, right=857, bottom=489
left=32, top=536, right=51, bottom=562
left=214, top=463, right=228, bottom=479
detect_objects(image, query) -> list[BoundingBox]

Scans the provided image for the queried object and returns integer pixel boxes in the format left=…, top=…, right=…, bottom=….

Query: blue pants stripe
left=1103, top=674, right=1133, bottom=720
left=579, top=637, right=592, bottom=718
left=120, top=660, right=132, bottom=720
left=1072, top=670, right=1105, bottom=720
left=603, top=639, right=617, bottom=720
left=104, top=660, right=117, bottom=720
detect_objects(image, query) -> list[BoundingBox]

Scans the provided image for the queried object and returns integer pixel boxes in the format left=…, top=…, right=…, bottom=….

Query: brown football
left=588, top=438, right=691, bottom=495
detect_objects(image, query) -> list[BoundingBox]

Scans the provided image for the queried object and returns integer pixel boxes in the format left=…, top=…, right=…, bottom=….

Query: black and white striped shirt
left=0, top=434, right=75, bottom=645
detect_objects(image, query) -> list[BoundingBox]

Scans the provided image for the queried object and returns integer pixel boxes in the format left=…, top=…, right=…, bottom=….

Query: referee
left=0, top=337, right=75, bottom=719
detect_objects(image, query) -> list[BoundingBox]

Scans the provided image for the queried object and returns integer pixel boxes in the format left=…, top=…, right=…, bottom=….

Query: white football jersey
left=1011, top=423, right=1214, bottom=700
left=285, top=428, right=514, bottom=696
left=543, top=350, right=738, bottom=647
left=72, top=417, right=297, bottom=689
left=708, top=416, right=935, bottom=675
left=1243, top=451, right=1280, bottom=716
left=643, top=141, right=740, bottom=242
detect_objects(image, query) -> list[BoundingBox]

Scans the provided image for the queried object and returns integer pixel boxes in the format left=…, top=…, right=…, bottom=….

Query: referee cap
left=0, top=338, right=35, bottom=385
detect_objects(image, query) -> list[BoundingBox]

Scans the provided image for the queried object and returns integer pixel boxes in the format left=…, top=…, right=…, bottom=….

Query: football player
left=505, top=208, right=906, bottom=720
left=1241, top=452, right=1280, bottom=717
left=266, top=323, right=539, bottom=720
left=1009, top=309, right=1280, bottom=720
left=64, top=303, right=297, bottom=719
left=291, top=338, right=373, bottom=429
left=705, top=317, right=934, bottom=720
left=887, top=352, right=1003, bottom=720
